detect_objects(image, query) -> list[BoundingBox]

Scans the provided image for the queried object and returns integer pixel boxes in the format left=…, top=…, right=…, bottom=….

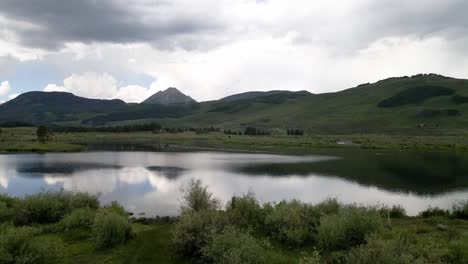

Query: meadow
left=2, top=127, right=468, bottom=153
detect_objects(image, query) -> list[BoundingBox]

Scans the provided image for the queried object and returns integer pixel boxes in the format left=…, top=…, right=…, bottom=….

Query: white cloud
left=1, top=0, right=468, bottom=101
left=0, top=81, right=10, bottom=96
left=44, top=72, right=157, bottom=103
left=8, top=93, right=19, bottom=99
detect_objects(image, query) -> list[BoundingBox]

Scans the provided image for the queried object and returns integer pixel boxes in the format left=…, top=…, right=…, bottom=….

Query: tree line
left=287, top=128, right=304, bottom=136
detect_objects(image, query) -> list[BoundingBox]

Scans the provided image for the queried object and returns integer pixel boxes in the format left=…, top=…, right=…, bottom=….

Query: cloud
left=44, top=72, right=157, bottom=103
left=0, top=0, right=224, bottom=51
left=0, top=81, right=10, bottom=96
left=1, top=0, right=468, bottom=101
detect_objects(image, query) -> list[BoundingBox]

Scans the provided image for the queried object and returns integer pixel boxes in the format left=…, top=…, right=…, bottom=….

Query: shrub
left=59, top=208, right=96, bottom=231
left=13, top=191, right=99, bottom=225
left=201, top=227, right=267, bottom=264
left=225, top=193, right=264, bottom=229
left=418, top=207, right=450, bottom=218
left=264, top=200, right=320, bottom=247
left=317, top=207, right=384, bottom=251
left=180, top=178, right=220, bottom=213
left=69, top=192, right=99, bottom=210
left=103, top=201, right=127, bottom=217
left=315, top=198, right=341, bottom=216
left=378, top=205, right=407, bottom=218
left=452, top=200, right=468, bottom=219
left=172, top=210, right=229, bottom=257
left=346, top=235, right=449, bottom=264
left=0, top=195, right=19, bottom=223
left=299, top=251, right=321, bottom=264
left=92, top=208, right=132, bottom=249
left=0, top=202, right=12, bottom=223
left=0, top=226, right=64, bottom=264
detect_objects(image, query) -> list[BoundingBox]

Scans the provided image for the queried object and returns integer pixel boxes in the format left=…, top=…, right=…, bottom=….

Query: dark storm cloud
left=0, top=0, right=221, bottom=50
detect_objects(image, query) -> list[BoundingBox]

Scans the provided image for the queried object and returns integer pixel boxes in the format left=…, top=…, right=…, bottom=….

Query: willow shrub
left=92, top=208, right=132, bottom=249
left=59, top=207, right=96, bottom=231
left=346, top=235, right=450, bottom=264
left=264, top=200, right=321, bottom=247
left=452, top=200, right=468, bottom=219
left=172, top=210, right=229, bottom=258
left=13, top=191, right=99, bottom=225
left=225, top=193, right=264, bottom=230
left=201, top=226, right=267, bottom=264
left=317, top=207, right=384, bottom=251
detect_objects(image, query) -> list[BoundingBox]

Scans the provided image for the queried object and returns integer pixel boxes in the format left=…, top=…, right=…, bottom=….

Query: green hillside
left=1, top=74, right=468, bottom=134
left=122, top=74, right=468, bottom=134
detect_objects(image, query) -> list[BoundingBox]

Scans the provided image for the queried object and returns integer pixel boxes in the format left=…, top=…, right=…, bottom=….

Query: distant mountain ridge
left=142, top=87, right=196, bottom=105
left=1, top=73, right=468, bottom=134
left=0, top=91, right=127, bottom=123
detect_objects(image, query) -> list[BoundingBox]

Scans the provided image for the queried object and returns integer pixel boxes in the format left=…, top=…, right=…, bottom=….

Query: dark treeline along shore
left=0, top=179, right=467, bottom=263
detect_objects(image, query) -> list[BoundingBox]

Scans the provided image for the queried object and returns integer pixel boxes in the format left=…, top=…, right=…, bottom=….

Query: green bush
left=315, top=198, right=341, bottom=216
left=59, top=208, right=96, bottom=231
left=103, top=201, right=127, bottom=217
left=378, top=205, right=407, bottom=218
left=92, top=208, right=132, bottom=249
left=0, top=202, right=12, bottom=223
left=346, top=235, right=449, bottom=264
left=13, top=191, right=99, bottom=225
left=180, top=178, right=220, bottom=213
left=317, top=207, right=384, bottom=251
left=452, top=200, right=468, bottom=219
left=418, top=207, right=450, bottom=218
left=264, top=200, right=320, bottom=247
left=172, top=210, right=229, bottom=257
left=0, top=226, right=64, bottom=264
left=225, top=193, right=264, bottom=229
left=69, top=192, right=99, bottom=210
left=299, top=251, right=321, bottom=264
left=201, top=226, right=267, bottom=264
left=0, top=195, right=18, bottom=223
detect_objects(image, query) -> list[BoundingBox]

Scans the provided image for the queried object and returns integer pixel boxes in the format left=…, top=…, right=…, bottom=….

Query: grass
left=2, top=127, right=468, bottom=153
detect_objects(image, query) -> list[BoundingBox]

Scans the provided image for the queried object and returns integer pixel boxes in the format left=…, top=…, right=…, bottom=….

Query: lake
left=1, top=149, right=467, bottom=216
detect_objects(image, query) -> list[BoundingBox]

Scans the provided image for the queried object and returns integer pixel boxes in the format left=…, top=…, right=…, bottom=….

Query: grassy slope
left=110, top=74, right=468, bottom=134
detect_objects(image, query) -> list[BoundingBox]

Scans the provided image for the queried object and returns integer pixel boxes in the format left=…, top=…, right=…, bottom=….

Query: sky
left=0, top=0, right=468, bottom=103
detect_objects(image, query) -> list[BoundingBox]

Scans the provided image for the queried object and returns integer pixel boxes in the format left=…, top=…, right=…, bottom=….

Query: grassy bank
left=1, top=180, right=467, bottom=263
left=2, top=127, right=468, bottom=153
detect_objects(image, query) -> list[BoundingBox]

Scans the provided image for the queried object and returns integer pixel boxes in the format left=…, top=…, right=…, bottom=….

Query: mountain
left=0, top=91, right=127, bottom=124
left=149, top=74, right=468, bottom=134
left=220, top=90, right=311, bottom=102
left=142, top=87, right=196, bottom=105
left=1, top=74, right=468, bottom=134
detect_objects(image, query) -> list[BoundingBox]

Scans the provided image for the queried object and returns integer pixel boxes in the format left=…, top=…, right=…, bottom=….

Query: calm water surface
left=1, top=149, right=467, bottom=216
